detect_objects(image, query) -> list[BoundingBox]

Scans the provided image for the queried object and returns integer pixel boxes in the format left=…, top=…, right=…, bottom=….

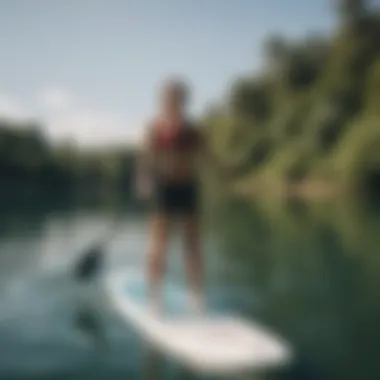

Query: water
left=0, top=195, right=380, bottom=380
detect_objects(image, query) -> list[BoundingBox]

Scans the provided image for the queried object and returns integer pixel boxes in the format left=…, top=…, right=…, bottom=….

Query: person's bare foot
left=149, top=294, right=163, bottom=318
left=189, top=292, right=204, bottom=315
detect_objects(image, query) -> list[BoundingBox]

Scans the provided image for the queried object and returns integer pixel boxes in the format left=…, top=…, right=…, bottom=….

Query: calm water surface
left=0, top=195, right=380, bottom=380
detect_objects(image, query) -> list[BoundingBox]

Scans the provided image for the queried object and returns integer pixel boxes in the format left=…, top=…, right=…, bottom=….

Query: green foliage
left=204, top=1, right=380, bottom=198
left=0, top=118, right=136, bottom=197
left=263, top=142, right=315, bottom=182
left=364, top=56, right=380, bottom=112
left=229, top=78, right=272, bottom=122
left=263, top=34, right=289, bottom=63
left=334, top=115, right=380, bottom=195
left=335, top=0, right=368, bottom=27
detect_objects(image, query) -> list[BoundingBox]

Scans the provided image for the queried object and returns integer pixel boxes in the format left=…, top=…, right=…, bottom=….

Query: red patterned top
left=150, top=120, right=201, bottom=153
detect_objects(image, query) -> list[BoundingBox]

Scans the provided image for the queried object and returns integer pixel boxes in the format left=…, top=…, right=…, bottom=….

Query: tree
left=335, top=0, right=368, bottom=26
left=263, top=34, right=290, bottom=69
left=229, top=78, right=272, bottom=122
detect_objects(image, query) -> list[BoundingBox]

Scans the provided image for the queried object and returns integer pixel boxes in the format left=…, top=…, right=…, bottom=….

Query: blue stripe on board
left=123, top=274, right=232, bottom=317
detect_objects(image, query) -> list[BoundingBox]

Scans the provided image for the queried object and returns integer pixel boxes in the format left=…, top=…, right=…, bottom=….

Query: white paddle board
left=104, top=269, right=292, bottom=375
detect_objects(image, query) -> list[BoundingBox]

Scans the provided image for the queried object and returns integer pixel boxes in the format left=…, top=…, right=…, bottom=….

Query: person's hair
left=161, top=76, right=189, bottom=105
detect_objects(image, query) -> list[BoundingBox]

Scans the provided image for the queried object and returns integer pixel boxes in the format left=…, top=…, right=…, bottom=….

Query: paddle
left=72, top=216, right=124, bottom=282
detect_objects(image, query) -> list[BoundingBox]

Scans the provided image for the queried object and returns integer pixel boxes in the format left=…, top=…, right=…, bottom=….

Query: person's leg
left=182, top=213, right=204, bottom=312
left=147, top=213, right=170, bottom=314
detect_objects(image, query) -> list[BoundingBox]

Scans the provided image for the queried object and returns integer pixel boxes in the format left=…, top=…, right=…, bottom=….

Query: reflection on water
left=208, top=196, right=380, bottom=380
left=0, top=195, right=380, bottom=379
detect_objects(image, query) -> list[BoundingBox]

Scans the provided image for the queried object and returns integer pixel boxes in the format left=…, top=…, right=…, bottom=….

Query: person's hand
left=135, top=177, right=153, bottom=201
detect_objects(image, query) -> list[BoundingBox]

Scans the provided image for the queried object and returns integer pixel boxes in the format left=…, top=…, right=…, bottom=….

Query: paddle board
left=104, top=269, right=292, bottom=375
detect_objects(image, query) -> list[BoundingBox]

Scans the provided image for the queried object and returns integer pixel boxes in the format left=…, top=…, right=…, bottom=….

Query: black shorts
left=154, top=180, right=199, bottom=216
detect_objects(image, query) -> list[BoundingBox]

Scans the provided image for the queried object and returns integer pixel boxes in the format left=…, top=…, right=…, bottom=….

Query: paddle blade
left=73, top=244, right=105, bottom=281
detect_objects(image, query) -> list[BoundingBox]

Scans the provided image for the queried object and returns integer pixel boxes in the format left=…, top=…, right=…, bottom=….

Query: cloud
left=37, top=87, right=72, bottom=110
left=0, top=90, right=142, bottom=146
left=45, top=109, right=141, bottom=147
left=0, top=94, right=29, bottom=121
left=38, top=88, right=142, bottom=146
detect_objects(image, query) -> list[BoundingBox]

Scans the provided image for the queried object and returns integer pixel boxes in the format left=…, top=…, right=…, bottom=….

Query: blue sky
left=0, top=0, right=335, bottom=147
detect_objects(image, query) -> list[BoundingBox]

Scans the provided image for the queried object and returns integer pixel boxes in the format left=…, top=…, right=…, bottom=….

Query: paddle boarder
left=135, top=77, right=228, bottom=314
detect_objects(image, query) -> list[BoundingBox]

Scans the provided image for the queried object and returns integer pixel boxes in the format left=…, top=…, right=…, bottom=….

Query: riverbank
left=232, top=178, right=337, bottom=200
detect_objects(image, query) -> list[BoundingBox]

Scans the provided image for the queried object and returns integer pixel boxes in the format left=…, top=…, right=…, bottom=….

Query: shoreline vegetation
left=2, top=1, right=380, bottom=203
left=203, top=0, right=380, bottom=201
left=232, top=178, right=337, bottom=200
left=0, top=120, right=136, bottom=200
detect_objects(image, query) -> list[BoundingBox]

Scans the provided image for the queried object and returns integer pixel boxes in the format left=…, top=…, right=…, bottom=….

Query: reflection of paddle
left=142, top=345, right=165, bottom=380
left=72, top=217, right=124, bottom=281
left=74, top=306, right=107, bottom=347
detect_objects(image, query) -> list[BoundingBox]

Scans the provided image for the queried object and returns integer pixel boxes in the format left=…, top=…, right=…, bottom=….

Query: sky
left=0, top=0, right=336, bottom=147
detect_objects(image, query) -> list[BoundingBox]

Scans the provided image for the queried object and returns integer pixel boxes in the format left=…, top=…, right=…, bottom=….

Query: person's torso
left=150, top=119, right=201, bottom=182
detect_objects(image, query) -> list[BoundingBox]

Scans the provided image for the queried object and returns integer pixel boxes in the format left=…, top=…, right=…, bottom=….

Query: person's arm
left=134, top=125, right=155, bottom=200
